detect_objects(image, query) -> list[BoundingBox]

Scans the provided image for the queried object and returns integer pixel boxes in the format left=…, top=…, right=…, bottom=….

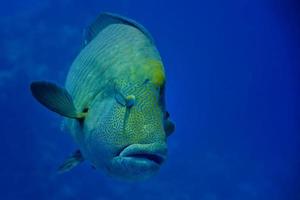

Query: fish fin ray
left=30, top=81, right=84, bottom=119
left=57, top=150, right=84, bottom=173
left=83, top=12, right=154, bottom=46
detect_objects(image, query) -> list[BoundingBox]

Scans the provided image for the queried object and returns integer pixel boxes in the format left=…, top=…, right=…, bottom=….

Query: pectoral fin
left=58, top=150, right=84, bottom=173
left=30, top=81, right=86, bottom=119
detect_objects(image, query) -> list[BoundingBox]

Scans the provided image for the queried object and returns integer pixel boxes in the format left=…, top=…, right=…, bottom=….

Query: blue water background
left=0, top=0, right=299, bottom=199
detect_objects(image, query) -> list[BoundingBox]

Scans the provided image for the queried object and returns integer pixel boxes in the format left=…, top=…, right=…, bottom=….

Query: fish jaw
left=107, top=143, right=167, bottom=180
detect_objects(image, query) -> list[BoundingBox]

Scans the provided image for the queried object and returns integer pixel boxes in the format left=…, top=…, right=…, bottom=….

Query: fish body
left=30, top=13, right=174, bottom=180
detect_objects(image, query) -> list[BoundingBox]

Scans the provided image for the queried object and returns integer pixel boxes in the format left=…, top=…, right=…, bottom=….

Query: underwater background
left=1, top=0, right=300, bottom=199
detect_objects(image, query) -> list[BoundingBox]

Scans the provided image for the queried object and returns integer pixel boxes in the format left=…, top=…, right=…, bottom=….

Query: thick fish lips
left=109, top=143, right=167, bottom=178
left=119, top=143, right=166, bottom=166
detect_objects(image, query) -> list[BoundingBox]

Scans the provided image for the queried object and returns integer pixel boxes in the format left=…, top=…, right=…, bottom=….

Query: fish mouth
left=118, top=143, right=167, bottom=165
left=121, top=153, right=164, bottom=165
left=119, top=144, right=167, bottom=165
left=108, top=143, right=167, bottom=180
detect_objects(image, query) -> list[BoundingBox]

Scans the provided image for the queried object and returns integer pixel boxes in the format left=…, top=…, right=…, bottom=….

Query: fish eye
left=82, top=107, right=89, bottom=113
left=143, top=78, right=150, bottom=85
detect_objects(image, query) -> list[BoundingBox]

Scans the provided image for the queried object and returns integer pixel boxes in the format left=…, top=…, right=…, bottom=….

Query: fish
left=30, top=12, right=175, bottom=180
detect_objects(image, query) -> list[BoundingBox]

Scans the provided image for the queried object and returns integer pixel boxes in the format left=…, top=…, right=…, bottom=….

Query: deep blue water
left=1, top=0, right=300, bottom=199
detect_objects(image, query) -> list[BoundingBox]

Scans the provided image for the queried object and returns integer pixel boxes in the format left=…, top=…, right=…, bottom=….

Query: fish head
left=82, top=79, right=171, bottom=180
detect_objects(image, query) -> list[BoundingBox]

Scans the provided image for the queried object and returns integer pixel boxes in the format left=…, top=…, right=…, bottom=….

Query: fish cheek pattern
left=129, top=107, right=164, bottom=143
left=100, top=103, right=127, bottom=146
left=105, top=102, right=157, bottom=147
left=113, top=79, right=165, bottom=145
left=80, top=99, right=125, bottom=167
left=130, top=90, right=166, bottom=143
left=97, top=97, right=162, bottom=151
left=122, top=108, right=145, bottom=143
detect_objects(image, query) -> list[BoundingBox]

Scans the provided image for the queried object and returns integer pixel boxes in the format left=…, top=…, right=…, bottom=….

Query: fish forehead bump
left=144, top=59, right=165, bottom=87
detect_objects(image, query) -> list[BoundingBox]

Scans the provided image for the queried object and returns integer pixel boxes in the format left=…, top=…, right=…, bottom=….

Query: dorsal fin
left=83, top=12, right=154, bottom=46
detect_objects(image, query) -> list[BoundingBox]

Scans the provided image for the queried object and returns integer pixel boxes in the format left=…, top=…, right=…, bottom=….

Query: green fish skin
left=30, top=12, right=175, bottom=180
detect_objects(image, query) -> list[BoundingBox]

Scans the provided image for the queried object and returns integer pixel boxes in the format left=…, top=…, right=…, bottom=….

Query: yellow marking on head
left=144, top=60, right=165, bottom=86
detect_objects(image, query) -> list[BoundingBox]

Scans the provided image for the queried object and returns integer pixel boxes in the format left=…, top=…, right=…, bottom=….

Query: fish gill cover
left=0, top=0, right=300, bottom=199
